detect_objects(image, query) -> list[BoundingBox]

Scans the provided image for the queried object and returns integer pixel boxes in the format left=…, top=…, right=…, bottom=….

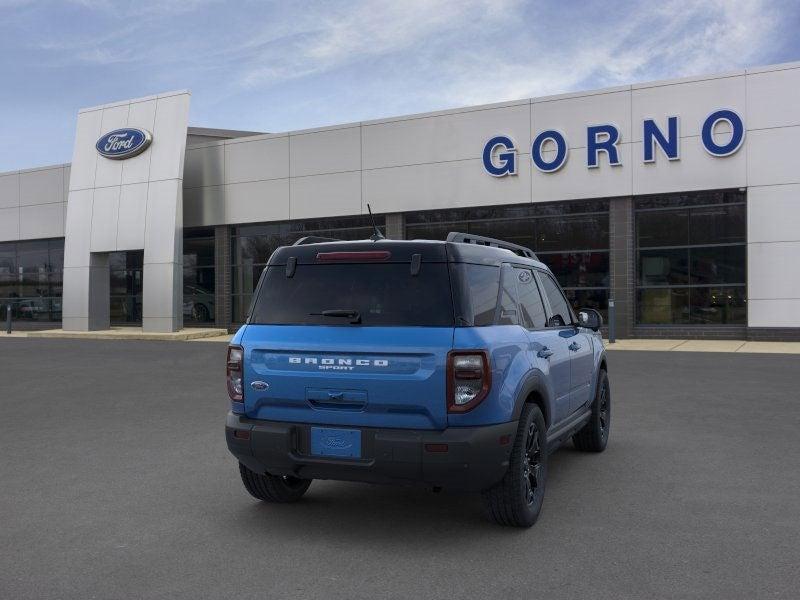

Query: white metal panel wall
left=0, top=164, right=69, bottom=242
left=744, top=65, right=800, bottom=328
left=182, top=64, right=800, bottom=229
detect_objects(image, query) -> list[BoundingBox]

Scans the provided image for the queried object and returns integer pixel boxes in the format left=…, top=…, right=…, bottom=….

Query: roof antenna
left=367, top=203, right=385, bottom=241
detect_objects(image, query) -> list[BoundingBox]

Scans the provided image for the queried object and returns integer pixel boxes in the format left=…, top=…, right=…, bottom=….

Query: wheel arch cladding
left=513, top=373, right=552, bottom=429
left=526, top=389, right=550, bottom=430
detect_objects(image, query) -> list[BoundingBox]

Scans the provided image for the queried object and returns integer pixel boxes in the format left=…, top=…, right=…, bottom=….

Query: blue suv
left=225, top=232, right=610, bottom=527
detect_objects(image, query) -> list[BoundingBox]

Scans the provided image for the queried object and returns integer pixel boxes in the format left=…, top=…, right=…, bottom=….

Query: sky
left=0, top=0, right=798, bottom=171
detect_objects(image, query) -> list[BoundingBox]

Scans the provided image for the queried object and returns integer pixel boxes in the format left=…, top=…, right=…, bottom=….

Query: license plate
left=310, top=427, right=362, bottom=459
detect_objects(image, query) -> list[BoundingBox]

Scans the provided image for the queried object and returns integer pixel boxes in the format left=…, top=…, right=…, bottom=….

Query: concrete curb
left=2, top=332, right=798, bottom=352
left=14, top=327, right=229, bottom=341
left=604, top=339, right=800, bottom=354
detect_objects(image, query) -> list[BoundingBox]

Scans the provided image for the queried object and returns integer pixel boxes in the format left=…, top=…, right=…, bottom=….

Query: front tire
left=573, top=369, right=610, bottom=452
left=239, top=463, right=311, bottom=503
left=482, top=404, right=548, bottom=528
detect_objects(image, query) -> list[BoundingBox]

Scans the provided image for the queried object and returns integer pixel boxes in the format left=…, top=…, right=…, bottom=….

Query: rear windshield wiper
left=310, top=309, right=362, bottom=324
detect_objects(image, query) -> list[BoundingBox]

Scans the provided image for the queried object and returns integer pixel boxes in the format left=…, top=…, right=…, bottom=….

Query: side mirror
left=577, top=308, right=603, bottom=331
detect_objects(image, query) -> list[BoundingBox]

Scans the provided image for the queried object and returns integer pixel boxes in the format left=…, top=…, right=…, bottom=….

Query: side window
left=515, top=268, right=547, bottom=329
left=539, top=272, right=573, bottom=327
left=496, top=264, right=519, bottom=325
left=461, top=264, right=500, bottom=326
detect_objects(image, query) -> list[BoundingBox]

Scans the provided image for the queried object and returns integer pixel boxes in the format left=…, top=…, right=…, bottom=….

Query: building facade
left=1, top=62, right=799, bottom=339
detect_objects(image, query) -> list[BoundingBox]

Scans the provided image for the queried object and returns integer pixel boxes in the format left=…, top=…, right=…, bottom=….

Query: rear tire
left=239, top=463, right=311, bottom=503
left=573, top=369, right=610, bottom=453
left=482, top=404, right=548, bottom=528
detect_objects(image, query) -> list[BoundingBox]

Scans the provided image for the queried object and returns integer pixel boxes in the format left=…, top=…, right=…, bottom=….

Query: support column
left=214, top=225, right=232, bottom=331
left=63, top=251, right=110, bottom=331
left=608, top=197, right=634, bottom=339
left=142, top=179, right=184, bottom=333
left=87, top=253, right=110, bottom=330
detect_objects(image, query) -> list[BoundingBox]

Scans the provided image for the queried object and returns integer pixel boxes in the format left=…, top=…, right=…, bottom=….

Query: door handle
left=569, top=342, right=581, bottom=352
left=537, top=347, right=554, bottom=359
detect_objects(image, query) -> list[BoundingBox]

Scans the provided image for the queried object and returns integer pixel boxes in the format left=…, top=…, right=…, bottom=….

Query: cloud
left=0, top=0, right=795, bottom=170
left=429, top=0, right=784, bottom=106
left=234, top=0, right=522, bottom=88
left=13, top=0, right=787, bottom=100
left=215, top=0, right=787, bottom=113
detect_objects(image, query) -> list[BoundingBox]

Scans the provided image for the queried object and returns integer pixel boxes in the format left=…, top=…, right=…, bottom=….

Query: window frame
left=511, top=265, right=548, bottom=331
left=534, top=269, right=577, bottom=329
left=493, top=263, right=520, bottom=326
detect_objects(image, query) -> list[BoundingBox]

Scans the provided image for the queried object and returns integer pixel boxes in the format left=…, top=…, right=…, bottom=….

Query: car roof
left=268, top=238, right=549, bottom=270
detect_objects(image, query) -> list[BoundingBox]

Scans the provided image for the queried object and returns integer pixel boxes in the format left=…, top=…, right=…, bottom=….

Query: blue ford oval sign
left=95, top=128, right=152, bottom=160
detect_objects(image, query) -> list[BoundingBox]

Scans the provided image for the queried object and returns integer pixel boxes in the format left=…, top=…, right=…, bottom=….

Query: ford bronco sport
left=225, top=232, right=610, bottom=527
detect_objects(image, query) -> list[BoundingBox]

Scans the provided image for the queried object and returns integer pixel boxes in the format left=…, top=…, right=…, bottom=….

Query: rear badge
left=251, top=381, right=269, bottom=391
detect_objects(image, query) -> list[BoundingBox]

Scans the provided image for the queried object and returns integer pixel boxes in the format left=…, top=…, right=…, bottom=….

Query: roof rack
left=446, top=232, right=537, bottom=260
left=292, top=236, right=340, bottom=246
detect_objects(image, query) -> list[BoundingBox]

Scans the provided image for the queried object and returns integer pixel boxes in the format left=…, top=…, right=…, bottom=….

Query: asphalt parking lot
left=1, top=339, right=798, bottom=599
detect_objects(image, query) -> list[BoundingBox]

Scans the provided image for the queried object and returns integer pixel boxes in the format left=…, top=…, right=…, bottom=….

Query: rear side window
left=497, top=264, right=519, bottom=325
left=250, top=263, right=454, bottom=326
left=451, top=264, right=500, bottom=326
left=539, top=272, right=573, bottom=326
left=515, top=268, right=547, bottom=329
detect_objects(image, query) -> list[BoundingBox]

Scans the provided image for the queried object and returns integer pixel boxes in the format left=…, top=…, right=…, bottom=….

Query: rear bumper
left=226, top=412, right=517, bottom=492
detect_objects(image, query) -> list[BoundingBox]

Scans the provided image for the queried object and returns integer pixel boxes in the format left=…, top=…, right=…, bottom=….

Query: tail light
left=316, top=251, right=391, bottom=261
left=227, top=345, right=244, bottom=401
left=447, top=350, right=491, bottom=413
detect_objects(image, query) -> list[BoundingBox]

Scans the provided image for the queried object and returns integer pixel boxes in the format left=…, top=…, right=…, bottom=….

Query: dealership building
left=1, top=61, right=799, bottom=339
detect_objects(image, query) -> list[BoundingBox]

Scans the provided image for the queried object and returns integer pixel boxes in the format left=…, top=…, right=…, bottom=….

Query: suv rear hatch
left=241, top=242, right=454, bottom=430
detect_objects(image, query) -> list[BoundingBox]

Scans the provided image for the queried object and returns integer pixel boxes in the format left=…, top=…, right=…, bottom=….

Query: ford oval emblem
left=324, top=437, right=351, bottom=449
left=95, top=128, right=152, bottom=160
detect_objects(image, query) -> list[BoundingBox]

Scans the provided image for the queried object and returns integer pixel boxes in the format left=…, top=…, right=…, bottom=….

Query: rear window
left=250, top=263, right=454, bottom=326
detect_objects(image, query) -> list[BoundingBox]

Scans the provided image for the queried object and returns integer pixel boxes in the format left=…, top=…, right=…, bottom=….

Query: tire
left=573, top=369, right=610, bottom=453
left=482, top=404, right=548, bottom=528
left=238, top=462, right=311, bottom=503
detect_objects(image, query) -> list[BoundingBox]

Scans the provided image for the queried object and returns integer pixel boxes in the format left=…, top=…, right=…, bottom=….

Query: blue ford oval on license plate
left=310, top=427, right=362, bottom=459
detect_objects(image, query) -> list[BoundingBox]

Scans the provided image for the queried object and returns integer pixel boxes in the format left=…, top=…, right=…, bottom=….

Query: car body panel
left=524, top=327, right=573, bottom=424
left=448, top=325, right=531, bottom=426
left=240, top=324, right=453, bottom=430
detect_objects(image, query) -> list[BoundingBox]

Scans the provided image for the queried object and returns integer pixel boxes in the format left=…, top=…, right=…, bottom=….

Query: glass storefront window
left=637, top=288, right=690, bottom=325
left=638, top=249, right=689, bottom=286
left=0, top=238, right=64, bottom=322
left=109, top=250, right=143, bottom=325
left=183, top=228, right=216, bottom=325
left=232, top=294, right=253, bottom=324
left=539, top=251, right=609, bottom=288
left=689, top=286, right=747, bottom=325
left=637, top=210, right=688, bottom=247
left=635, top=190, right=746, bottom=325
left=406, top=201, right=611, bottom=319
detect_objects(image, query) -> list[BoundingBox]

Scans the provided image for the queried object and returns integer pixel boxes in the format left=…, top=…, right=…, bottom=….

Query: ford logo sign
left=96, top=128, right=152, bottom=160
